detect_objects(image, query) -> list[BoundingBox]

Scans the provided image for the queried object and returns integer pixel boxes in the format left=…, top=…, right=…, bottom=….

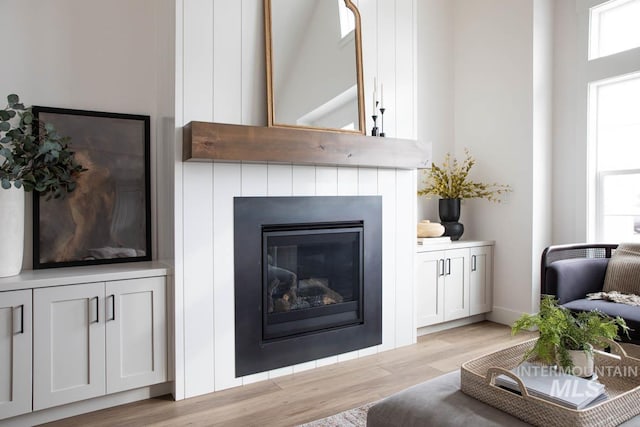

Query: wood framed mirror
left=264, top=0, right=365, bottom=134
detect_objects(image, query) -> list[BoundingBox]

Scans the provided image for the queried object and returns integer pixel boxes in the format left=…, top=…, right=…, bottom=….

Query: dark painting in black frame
left=32, top=106, right=151, bottom=269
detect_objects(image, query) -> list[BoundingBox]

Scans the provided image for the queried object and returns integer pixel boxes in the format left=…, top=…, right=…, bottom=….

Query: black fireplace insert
left=234, top=196, right=382, bottom=377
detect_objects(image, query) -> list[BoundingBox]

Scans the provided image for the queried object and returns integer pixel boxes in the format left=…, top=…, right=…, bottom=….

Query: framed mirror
left=265, top=0, right=365, bottom=133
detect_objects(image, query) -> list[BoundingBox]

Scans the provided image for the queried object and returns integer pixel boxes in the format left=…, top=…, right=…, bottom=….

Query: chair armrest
left=545, top=258, right=609, bottom=304
left=540, top=243, right=617, bottom=295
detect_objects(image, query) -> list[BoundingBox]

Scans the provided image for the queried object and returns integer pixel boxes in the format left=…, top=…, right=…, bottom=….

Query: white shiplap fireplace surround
left=180, top=122, right=430, bottom=397
left=176, top=0, right=424, bottom=399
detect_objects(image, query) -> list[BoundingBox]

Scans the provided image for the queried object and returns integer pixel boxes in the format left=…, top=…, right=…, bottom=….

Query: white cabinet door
left=442, top=248, right=470, bottom=322
left=106, top=277, right=167, bottom=393
left=470, top=246, right=493, bottom=315
left=33, top=283, right=106, bottom=410
left=0, top=290, right=32, bottom=419
left=415, top=251, right=445, bottom=327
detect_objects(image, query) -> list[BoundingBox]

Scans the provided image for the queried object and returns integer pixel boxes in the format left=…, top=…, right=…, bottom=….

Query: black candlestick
left=379, top=108, right=386, bottom=137
left=371, top=115, right=379, bottom=136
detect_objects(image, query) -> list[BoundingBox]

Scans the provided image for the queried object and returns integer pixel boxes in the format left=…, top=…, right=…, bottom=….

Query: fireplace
left=234, top=196, right=382, bottom=377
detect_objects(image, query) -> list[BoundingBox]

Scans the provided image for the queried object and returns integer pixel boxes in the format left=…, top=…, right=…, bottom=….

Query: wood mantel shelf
left=183, top=121, right=431, bottom=169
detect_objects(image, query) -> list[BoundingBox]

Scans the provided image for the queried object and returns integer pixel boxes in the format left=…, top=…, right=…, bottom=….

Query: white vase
left=568, top=347, right=594, bottom=378
left=0, top=186, right=25, bottom=277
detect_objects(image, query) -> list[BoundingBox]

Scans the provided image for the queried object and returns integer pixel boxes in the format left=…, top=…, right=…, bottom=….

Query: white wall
left=552, top=0, right=585, bottom=244
left=416, top=0, right=455, bottom=223
left=416, top=2, right=555, bottom=319
left=0, top=0, right=175, bottom=267
left=175, top=0, right=419, bottom=399
left=531, top=0, right=554, bottom=307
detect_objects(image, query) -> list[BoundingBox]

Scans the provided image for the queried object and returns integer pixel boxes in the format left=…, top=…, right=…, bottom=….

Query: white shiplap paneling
left=395, top=169, right=417, bottom=346
left=241, top=0, right=266, bottom=126
left=267, top=164, right=294, bottom=197
left=315, top=166, right=339, bottom=196
left=213, top=0, right=242, bottom=124
left=337, top=167, right=359, bottom=196
left=238, top=162, right=270, bottom=386
left=378, top=168, right=397, bottom=352
left=182, top=0, right=213, bottom=123
left=182, top=163, right=215, bottom=397
left=212, top=163, right=243, bottom=391
left=241, top=163, right=268, bottom=196
left=177, top=0, right=419, bottom=397
left=292, top=166, right=317, bottom=196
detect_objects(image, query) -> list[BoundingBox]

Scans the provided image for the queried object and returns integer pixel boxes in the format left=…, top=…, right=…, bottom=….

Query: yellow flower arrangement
left=418, top=149, right=512, bottom=202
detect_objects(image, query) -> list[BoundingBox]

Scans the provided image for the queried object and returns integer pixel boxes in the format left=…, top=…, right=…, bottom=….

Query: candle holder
left=379, top=108, right=386, bottom=137
left=371, top=100, right=379, bottom=136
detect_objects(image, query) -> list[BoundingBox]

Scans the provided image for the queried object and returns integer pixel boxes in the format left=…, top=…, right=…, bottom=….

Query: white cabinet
left=0, top=290, right=32, bottom=419
left=106, top=277, right=167, bottom=393
left=415, top=242, right=493, bottom=328
left=34, top=282, right=107, bottom=410
left=415, top=248, right=469, bottom=327
left=34, top=277, right=167, bottom=410
left=470, top=246, right=493, bottom=316
left=415, top=251, right=445, bottom=326
left=442, top=248, right=469, bottom=322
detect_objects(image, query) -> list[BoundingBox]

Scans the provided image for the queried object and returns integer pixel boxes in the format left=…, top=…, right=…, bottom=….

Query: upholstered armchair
left=541, top=243, right=640, bottom=344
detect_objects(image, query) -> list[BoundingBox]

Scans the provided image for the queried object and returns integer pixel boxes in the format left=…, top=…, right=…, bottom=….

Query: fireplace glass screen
left=263, top=223, right=363, bottom=340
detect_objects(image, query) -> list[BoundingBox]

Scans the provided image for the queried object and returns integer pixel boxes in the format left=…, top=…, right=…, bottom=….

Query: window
left=589, top=0, right=640, bottom=59
left=587, top=0, right=640, bottom=242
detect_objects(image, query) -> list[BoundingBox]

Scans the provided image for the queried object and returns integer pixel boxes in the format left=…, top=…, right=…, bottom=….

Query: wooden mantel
left=183, top=121, right=431, bottom=169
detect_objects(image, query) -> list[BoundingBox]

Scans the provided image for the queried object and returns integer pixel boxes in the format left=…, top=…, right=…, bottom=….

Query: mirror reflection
left=266, top=0, right=365, bottom=133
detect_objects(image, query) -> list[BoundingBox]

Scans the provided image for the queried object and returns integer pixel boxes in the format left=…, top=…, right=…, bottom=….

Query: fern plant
left=512, top=296, right=629, bottom=370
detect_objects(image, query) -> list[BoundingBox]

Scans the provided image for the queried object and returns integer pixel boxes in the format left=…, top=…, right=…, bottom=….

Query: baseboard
left=2, top=382, right=172, bottom=427
left=417, top=314, right=486, bottom=337
left=486, top=306, right=525, bottom=326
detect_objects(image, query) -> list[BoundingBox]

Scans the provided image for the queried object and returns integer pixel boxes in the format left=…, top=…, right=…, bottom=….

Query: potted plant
left=417, top=148, right=511, bottom=240
left=0, top=93, right=85, bottom=277
left=512, top=296, right=629, bottom=377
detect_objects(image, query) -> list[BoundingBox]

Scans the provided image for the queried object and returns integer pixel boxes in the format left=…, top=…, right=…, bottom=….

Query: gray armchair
left=541, top=243, right=639, bottom=344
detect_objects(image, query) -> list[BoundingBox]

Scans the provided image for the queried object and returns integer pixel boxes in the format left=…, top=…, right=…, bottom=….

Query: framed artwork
left=32, top=106, right=151, bottom=269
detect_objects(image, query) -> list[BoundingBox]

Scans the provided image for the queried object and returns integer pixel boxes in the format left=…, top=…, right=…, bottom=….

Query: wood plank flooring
left=41, top=321, right=536, bottom=427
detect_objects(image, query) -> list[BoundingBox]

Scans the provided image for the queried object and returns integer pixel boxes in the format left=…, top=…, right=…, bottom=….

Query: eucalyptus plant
left=512, top=296, right=629, bottom=370
left=0, top=94, right=84, bottom=199
left=418, top=148, right=511, bottom=202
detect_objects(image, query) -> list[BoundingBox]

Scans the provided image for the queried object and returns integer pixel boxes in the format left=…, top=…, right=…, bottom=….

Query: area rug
left=299, top=402, right=375, bottom=427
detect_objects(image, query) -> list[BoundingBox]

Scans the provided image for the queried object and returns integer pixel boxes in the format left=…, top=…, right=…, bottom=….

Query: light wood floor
left=41, top=321, right=536, bottom=427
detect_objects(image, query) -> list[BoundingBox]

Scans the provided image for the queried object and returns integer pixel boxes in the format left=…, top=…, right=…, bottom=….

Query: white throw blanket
left=586, top=290, right=640, bottom=307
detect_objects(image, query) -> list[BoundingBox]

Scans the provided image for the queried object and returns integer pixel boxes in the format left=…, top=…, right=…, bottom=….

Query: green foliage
left=418, top=148, right=512, bottom=202
left=0, top=94, right=85, bottom=199
left=512, top=296, right=630, bottom=370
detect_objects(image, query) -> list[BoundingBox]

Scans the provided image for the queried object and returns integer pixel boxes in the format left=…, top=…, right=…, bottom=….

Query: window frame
left=579, top=0, right=640, bottom=242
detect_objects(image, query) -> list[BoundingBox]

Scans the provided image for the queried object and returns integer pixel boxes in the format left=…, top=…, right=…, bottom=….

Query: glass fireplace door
left=262, top=223, right=363, bottom=341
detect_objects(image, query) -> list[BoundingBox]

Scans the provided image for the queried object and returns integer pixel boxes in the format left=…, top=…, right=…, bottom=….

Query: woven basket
left=461, top=339, right=640, bottom=427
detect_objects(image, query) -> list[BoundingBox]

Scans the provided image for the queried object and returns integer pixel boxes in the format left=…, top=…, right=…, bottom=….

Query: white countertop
left=416, top=239, right=495, bottom=252
left=0, top=260, right=171, bottom=292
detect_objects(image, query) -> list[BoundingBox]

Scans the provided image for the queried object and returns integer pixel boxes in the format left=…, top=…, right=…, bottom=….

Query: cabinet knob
left=446, top=258, right=451, bottom=275
left=471, top=255, right=477, bottom=272
left=439, top=259, right=445, bottom=276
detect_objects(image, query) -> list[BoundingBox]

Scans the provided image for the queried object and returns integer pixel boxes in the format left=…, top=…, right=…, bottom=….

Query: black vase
left=439, top=198, right=464, bottom=241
